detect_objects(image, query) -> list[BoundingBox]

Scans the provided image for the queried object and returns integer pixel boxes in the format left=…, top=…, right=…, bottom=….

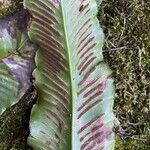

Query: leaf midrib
left=61, top=1, right=76, bottom=149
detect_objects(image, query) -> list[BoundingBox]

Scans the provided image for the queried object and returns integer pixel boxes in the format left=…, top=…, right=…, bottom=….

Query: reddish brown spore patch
left=45, top=109, right=67, bottom=133
left=80, top=132, right=90, bottom=142
left=76, top=19, right=90, bottom=37
left=78, top=66, right=96, bottom=86
left=91, top=123, right=104, bottom=133
left=79, top=57, right=96, bottom=75
left=77, top=79, right=98, bottom=96
left=33, top=0, right=55, bottom=15
left=33, top=17, right=60, bottom=36
left=77, top=37, right=94, bottom=55
left=79, top=43, right=96, bottom=59
left=83, top=83, right=104, bottom=98
left=78, top=114, right=103, bottom=134
left=77, top=91, right=102, bottom=112
left=77, top=52, right=93, bottom=70
left=78, top=24, right=92, bottom=41
left=80, top=131, right=104, bottom=150
left=77, top=32, right=92, bottom=49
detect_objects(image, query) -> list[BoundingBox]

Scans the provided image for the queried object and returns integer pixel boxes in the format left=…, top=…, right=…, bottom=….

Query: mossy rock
left=0, top=0, right=21, bottom=18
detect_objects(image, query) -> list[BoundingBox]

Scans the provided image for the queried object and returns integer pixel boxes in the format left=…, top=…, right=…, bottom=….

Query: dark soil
left=0, top=87, right=36, bottom=150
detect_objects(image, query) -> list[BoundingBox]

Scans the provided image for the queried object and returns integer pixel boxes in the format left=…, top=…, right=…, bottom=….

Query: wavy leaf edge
left=24, top=0, right=115, bottom=149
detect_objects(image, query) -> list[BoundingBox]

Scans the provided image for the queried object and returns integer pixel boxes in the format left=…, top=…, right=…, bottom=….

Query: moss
left=0, top=0, right=21, bottom=18
left=0, top=87, right=36, bottom=150
left=115, top=136, right=150, bottom=150
left=99, top=0, right=150, bottom=149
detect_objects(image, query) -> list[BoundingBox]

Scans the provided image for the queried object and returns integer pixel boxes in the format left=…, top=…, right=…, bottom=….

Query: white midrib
left=61, top=1, right=76, bottom=150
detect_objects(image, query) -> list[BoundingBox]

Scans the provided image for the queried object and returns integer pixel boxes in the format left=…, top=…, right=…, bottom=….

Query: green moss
left=0, top=0, right=21, bottom=18
left=99, top=0, right=150, bottom=149
left=115, top=136, right=150, bottom=150
left=0, top=87, right=36, bottom=150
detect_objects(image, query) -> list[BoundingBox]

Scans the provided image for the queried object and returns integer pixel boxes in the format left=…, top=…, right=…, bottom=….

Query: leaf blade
left=0, top=10, right=36, bottom=114
left=24, top=0, right=115, bottom=149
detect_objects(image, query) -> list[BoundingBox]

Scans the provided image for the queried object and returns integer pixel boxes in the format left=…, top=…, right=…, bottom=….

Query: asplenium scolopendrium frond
left=0, top=10, right=36, bottom=114
left=24, top=0, right=115, bottom=149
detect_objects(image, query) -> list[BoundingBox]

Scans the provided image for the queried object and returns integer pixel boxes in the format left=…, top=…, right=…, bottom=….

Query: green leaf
left=0, top=10, right=36, bottom=114
left=0, top=28, right=16, bottom=58
left=24, top=0, right=115, bottom=149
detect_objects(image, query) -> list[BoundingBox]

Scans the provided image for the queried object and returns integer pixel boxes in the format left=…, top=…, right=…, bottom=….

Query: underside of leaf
left=24, top=0, right=115, bottom=149
left=96, top=0, right=102, bottom=6
left=0, top=10, right=36, bottom=114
